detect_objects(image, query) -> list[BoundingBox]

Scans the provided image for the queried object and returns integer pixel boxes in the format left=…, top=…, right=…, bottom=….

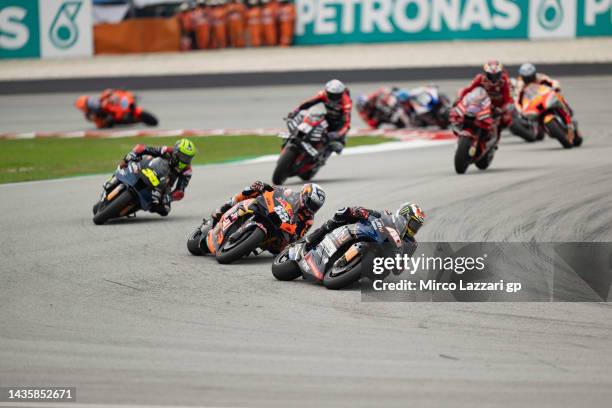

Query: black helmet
left=396, top=202, right=425, bottom=237
left=300, top=183, right=326, bottom=214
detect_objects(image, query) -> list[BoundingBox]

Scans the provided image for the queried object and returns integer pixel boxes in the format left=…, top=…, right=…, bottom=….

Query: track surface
left=2, top=77, right=612, bottom=407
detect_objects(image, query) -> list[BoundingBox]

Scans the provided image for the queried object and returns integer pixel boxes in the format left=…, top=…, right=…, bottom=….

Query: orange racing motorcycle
left=75, top=90, right=158, bottom=129
left=451, top=87, right=499, bottom=174
left=187, top=189, right=302, bottom=264
left=517, top=83, right=582, bottom=149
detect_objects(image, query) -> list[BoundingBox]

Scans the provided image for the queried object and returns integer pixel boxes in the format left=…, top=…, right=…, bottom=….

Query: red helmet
left=483, top=60, right=503, bottom=83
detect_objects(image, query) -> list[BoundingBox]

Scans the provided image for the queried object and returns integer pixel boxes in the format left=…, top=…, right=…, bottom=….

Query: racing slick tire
left=140, top=111, right=159, bottom=127
left=546, top=119, right=572, bottom=149
left=272, top=147, right=297, bottom=185
left=323, top=257, right=364, bottom=290
left=454, top=137, right=472, bottom=174
left=271, top=247, right=302, bottom=281
left=93, top=189, right=134, bottom=225
left=510, top=114, right=536, bottom=142
left=187, top=224, right=212, bottom=256
left=475, top=150, right=494, bottom=170
left=216, top=228, right=265, bottom=264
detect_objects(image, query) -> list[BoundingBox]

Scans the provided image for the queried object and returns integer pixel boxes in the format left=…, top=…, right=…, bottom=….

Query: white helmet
left=325, top=79, right=346, bottom=103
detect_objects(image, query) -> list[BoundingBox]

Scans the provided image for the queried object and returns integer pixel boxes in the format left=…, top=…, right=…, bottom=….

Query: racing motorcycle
left=395, top=86, right=451, bottom=129
left=93, top=155, right=170, bottom=225
left=271, top=212, right=414, bottom=290
left=518, top=83, right=582, bottom=149
left=451, top=87, right=499, bottom=174
left=187, top=189, right=301, bottom=264
left=75, top=90, right=158, bottom=129
left=272, top=110, right=330, bottom=185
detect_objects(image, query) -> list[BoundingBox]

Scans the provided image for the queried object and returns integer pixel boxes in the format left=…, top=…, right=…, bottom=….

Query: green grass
left=0, top=135, right=390, bottom=184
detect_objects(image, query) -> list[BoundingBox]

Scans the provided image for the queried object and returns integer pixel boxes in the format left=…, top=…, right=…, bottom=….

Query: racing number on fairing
left=274, top=205, right=290, bottom=223
left=141, top=168, right=160, bottom=186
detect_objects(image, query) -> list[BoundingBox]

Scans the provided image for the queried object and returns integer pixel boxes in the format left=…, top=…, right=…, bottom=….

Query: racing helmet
left=356, top=94, right=368, bottom=111
left=325, top=79, right=346, bottom=103
left=396, top=202, right=425, bottom=237
left=483, top=60, right=504, bottom=83
left=300, top=183, right=326, bottom=215
left=173, top=138, right=196, bottom=170
left=518, top=63, right=537, bottom=84
left=75, top=96, right=89, bottom=112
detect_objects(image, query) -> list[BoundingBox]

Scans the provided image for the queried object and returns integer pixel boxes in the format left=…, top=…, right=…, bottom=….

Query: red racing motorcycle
left=451, top=87, right=499, bottom=174
left=272, top=110, right=330, bottom=185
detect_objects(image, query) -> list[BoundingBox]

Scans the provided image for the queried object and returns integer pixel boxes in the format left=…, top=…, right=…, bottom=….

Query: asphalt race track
left=1, top=77, right=612, bottom=407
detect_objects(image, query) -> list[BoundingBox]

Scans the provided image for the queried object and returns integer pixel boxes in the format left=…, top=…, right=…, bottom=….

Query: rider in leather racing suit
left=95, top=139, right=196, bottom=216
left=208, top=181, right=327, bottom=253
left=304, top=203, right=425, bottom=256
left=515, top=63, right=582, bottom=145
left=289, top=79, right=352, bottom=156
left=356, top=87, right=409, bottom=129
left=457, top=60, right=514, bottom=132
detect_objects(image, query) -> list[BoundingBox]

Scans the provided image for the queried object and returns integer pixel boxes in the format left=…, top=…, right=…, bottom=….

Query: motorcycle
left=451, top=87, right=499, bottom=174
left=518, top=83, right=582, bottom=149
left=272, top=110, right=330, bottom=185
left=395, top=86, right=451, bottom=129
left=75, top=90, right=158, bottom=129
left=187, top=189, right=301, bottom=264
left=272, top=212, right=414, bottom=290
left=93, top=155, right=171, bottom=225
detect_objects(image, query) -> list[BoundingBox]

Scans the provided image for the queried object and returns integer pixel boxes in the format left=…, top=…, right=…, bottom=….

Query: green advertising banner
left=0, top=0, right=92, bottom=59
left=294, top=0, right=612, bottom=45
left=0, top=0, right=40, bottom=58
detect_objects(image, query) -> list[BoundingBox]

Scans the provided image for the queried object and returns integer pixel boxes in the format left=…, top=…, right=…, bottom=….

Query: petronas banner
left=0, top=0, right=93, bottom=59
left=294, top=0, right=612, bottom=45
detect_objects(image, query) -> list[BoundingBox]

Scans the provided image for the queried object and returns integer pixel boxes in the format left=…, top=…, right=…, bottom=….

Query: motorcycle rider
left=304, top=202, right=425, bottom=254
left=356, top=87, right=409, bottom=129
left=198, top=181, right=326, bottom=253
left=94, top=139, right=196, bottom=216
left=515, top=63, right=582, bottom=145
left=456, top=60, right=514, bottom=132
left=288, top=79, right=352, bottom=156
left=76, top=89, right=124, bottom=128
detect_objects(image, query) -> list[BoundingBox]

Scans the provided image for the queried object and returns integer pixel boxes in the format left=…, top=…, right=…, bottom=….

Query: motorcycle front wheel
left=545, top=119, right=572, bottom=149
left=272, top=147, right=297, bottom=185
left=93, top=189, right=135, bottom=225
left=271, top=247, right=302, bottom=281
left=454, top=137, right=472, bottom=174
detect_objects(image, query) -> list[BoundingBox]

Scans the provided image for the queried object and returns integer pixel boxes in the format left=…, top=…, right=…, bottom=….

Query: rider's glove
left=124, top=152, right=138, bottom=162
left=171, top=190, right=184, bottom=201
left=118, top=159, right=128, bottom=169
left=251, top=180, right=274, bottom=193
left=211, top=209, right=223, bottom=224
left=287, top=110, right=298, bottom=119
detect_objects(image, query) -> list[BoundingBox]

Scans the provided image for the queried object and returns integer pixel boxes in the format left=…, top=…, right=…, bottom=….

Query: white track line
left=0, top=139, right=453, bottom=188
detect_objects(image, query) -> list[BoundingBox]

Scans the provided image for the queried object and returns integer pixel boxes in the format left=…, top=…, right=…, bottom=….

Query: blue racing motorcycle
left=395, top=86, right=451, bottom=129
left=271, top=213, right=415, bottom=289
left=92, top=155, right=170, bottom=225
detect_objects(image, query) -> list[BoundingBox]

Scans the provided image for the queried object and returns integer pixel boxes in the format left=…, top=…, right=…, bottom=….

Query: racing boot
left=151, top=189, right=171, bottom=216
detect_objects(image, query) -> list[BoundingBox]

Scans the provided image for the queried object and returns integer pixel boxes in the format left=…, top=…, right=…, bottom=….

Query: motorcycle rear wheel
left=323, top=257, right=363, bottom=290
left=475, top=150, right=494, bottom=170
left=140, top=111, right=159, bottom=127
left=454, top=137, right=472, bottom=174
left=510, top=115, right=536, bottom=142
left=93, top=189, right=135, bottom=225
left=216, top=228, right=265, bottom=264
left=271, top=247, right=302, bottom=281
left=272, top=148, right=297, bottom=185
